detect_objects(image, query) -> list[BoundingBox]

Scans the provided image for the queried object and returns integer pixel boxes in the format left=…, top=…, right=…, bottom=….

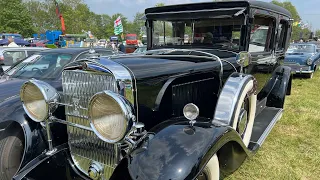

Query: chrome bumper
left=284, top=63, right=313, bottom=74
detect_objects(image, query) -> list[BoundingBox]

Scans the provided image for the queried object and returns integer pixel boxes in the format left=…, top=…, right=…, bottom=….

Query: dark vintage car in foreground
left=284, top=43, right=320, bottom=78
left=0, top=1, right=293, bottom=180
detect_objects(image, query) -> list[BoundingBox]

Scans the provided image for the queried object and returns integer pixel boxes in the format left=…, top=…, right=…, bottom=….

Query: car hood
left=0, top=78, right=26, bottom=103
left=284, top=53, right=313, bottom=64
left=0, top=77, right=61, bottom=103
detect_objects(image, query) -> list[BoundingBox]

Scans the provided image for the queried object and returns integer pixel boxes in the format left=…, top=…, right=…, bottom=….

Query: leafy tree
left=0, top=0, right=35, bottom=37
left=271, top=0, right=311, bottom=41
left=155, top=3, right=165, bottom=7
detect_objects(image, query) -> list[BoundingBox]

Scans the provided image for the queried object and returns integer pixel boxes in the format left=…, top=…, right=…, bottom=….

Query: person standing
left=7, top=37, right=19, bottom=47
left=118, top=41, right=125, bottom=53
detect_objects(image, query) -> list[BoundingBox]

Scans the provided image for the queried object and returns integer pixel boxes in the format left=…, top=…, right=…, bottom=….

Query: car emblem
left=72, top=98, right=81, bottom=115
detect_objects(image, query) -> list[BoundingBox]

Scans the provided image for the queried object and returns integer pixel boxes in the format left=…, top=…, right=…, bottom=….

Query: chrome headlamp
left=88, top=90, right=134, bottom=143
left=307, top=58, right=313, bottom=65
left=20, top=79, right=59, bottom=122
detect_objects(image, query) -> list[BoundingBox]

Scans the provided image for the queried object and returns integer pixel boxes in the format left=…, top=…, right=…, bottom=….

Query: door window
left=276, top=20, right=288, bottom=51
left=3, top=51, right=26, bottom=66
left=249, top=16, right=275, bottom=53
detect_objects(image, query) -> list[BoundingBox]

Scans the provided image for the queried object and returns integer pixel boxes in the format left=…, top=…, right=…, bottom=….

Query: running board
left=248, top=107, right=283, bottom=152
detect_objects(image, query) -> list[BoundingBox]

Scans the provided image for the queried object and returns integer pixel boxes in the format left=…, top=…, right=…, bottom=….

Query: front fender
left=0, top=96, right=46, bottom=168
left=258, top=65, right=292, bottom=108
left=111, top=118, right=250, bottom=180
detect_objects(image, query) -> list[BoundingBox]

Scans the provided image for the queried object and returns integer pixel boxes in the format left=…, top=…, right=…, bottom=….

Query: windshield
left=287, top=44, right=315, bottom=53
left=151, top=18, right=243, bottom=51
left=126, top=36, right=137, bottom=40
left=9, top=53, right=73, bottom=80
left=134, top=47, right=147, bottom=53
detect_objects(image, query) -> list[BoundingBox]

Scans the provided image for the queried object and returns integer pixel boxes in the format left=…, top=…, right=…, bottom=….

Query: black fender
left=0, top=96, right=47, bottom=169
left=258, top=65, right=292, bottom=108
left=110, top=117, right=251, bottom=180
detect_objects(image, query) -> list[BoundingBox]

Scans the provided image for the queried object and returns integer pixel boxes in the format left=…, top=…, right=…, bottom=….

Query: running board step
left=248, top=107, right=283, bottom=152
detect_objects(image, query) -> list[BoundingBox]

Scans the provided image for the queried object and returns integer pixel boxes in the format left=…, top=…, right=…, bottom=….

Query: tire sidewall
left=231, top=80, right=257, bottom=147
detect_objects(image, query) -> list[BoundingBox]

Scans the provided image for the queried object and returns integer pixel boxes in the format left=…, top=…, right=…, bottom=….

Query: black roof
left=145, top=0, right=291, bottom=17
left=38, top=48, right=91, bottom=54
left=38, top=48, right=112, bottom=54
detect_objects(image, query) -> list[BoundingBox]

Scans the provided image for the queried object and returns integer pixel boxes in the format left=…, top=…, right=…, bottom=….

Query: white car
left=0, top=47, right=48, bottom=71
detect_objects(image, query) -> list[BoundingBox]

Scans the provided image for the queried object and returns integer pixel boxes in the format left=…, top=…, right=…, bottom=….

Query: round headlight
left=20, top=80, right=59, bottom=122
left=307, top=58, right=313, bottom=65
left=183, top=103, right=199, bottom=121
left=88, top=90, right=134, bottom=143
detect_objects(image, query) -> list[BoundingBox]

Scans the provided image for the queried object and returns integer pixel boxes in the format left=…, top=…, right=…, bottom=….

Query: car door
left=2, top=50, right=27, bottom=71
left=248, top=15, right=276, bottom=94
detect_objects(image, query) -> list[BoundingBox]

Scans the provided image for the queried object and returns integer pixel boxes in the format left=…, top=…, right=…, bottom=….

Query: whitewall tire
left=197, top=154, right=220, bottom=180
left=231, top=80, right=257, bottom=147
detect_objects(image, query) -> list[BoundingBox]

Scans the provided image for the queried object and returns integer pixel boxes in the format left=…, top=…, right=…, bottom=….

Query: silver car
left=0, top=47, right=48, bottom=71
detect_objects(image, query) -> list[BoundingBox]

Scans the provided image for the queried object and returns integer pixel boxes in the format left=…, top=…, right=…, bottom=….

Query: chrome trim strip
left=256, top=109, right=283, bottom=146
left=141, top=49, right=224, bottom=89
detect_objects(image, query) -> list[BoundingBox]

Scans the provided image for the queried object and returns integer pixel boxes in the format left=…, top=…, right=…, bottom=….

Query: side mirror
left=237, top=51, right=251, bottom=73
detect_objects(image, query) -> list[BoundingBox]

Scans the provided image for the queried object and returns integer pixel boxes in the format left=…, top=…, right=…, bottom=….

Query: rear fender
left=0, top=96, right=47, bottom=168
left=258, top=66, right=292, bottom=108
left=110, top=118, right=250, bottom=180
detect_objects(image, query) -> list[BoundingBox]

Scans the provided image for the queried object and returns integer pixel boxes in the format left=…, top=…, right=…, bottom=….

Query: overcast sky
left=83, top=0, right=320, bottom=30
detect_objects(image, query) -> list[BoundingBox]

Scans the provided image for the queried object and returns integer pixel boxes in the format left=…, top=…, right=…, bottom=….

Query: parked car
left=0, top=48, right=121, bottom=103
left=284, top=43, right=320, bottom=78
left=0, top=1, right=293, bottom=180
left=0, top=47, right=48, bottom=72
left=132, top=45, right=147, bottom=54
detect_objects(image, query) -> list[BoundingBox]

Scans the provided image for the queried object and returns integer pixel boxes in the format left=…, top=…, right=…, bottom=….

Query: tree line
left=0, top=0, right=317, bottom=40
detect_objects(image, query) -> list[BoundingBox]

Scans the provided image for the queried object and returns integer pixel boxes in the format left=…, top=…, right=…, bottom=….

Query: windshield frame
left=148, top=17, right=245, bottom=52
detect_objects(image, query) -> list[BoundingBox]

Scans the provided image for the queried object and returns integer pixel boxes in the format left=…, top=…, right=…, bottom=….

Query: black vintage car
left=0, top=1, right=293, bottom=180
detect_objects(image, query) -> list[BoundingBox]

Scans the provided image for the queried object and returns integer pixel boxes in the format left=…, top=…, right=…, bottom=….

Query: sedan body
left=284, top=43, right=320, bottom=78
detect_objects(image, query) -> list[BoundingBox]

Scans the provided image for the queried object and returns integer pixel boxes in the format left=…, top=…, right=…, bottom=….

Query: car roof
left=145, top=0, right=291, bottom=17
left=290, top=43, right=316, bottom=46
left=0, top=47, right=48, bottom=50
left=37, top=47, right=112, bottom=54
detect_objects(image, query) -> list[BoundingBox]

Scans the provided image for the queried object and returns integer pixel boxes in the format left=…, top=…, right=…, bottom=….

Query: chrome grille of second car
left=62, top=70, right=119, bottom=179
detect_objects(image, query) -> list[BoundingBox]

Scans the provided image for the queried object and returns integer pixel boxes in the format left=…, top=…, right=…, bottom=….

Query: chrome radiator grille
left=62, top=70, right=119, bottom=179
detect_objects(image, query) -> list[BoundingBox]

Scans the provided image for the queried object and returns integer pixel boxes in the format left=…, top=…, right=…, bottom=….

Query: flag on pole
left=114, top=16, right=123, bottom=35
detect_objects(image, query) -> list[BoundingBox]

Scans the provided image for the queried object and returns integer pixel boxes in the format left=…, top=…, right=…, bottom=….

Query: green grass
left=226, top=73, right=320, bottom=180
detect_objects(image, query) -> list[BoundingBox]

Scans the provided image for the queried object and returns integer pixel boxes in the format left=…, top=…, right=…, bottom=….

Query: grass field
left=226, top=72, right=320, bottom=180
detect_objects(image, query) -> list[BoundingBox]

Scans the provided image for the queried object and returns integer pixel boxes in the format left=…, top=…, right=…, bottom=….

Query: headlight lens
left=307, top=58, right=313, bottom=65
left=20, top=80, right=59, bottom=122
left=88, top=91, right=133, bottom=143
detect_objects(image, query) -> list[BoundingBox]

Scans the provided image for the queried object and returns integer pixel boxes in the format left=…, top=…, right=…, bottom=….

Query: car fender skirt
left=110, top=118, right=250, bottom=180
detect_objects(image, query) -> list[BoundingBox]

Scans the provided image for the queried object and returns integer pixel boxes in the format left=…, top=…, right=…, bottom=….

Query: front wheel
left=196, top=154, right=220, bottom=180
left=0, top=130, right=24, bottom=180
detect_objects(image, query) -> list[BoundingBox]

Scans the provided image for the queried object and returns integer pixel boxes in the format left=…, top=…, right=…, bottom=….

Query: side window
left=276, top=20, right=288, bottom=51
left=3, top=51, right=26, bottom=66
left=249, top=16, right=275, bottom=53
